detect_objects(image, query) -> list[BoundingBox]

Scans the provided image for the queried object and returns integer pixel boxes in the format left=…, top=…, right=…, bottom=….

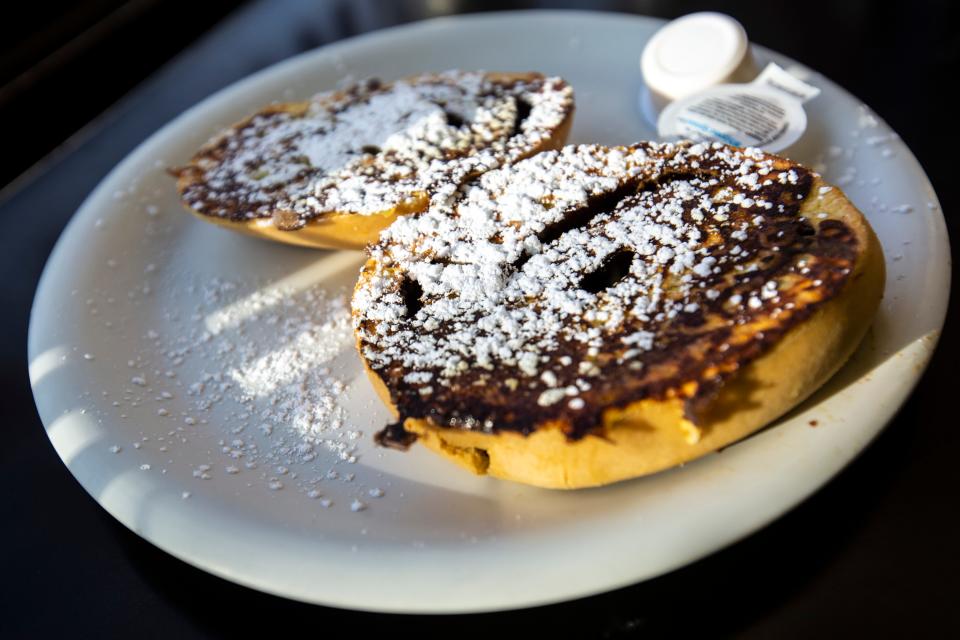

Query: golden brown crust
left=178, top=190, right=429, bottom=250
left=174, top=72, right=575, bottom=250
left=356, top=154, right=884, bottom=488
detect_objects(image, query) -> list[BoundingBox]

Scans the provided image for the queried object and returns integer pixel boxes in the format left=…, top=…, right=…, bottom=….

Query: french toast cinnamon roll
left=174, top=71, right=574, bottom=249
left=352, top=142, right=884, bottom=488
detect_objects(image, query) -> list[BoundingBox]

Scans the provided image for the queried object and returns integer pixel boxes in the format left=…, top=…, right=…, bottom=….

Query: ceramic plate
left=29, top=11, right=949, bottom=613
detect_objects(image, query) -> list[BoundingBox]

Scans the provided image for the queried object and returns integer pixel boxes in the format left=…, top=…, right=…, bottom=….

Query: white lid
left=641, top=13, right=751, bottom=106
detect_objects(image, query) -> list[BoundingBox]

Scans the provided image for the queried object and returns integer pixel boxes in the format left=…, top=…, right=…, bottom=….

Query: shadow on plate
left=105, top=387, right=914, bottom=636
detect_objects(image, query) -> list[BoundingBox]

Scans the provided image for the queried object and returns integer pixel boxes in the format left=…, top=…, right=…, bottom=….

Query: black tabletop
left=3, top=1, right=958, bottom=637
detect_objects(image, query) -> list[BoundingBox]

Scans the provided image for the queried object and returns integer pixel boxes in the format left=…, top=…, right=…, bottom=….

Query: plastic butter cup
left=657, top=62, right=821, bottom=153
left=639, top=12, right=822, bottom=154
left=639, top=12, right=758, bottom=124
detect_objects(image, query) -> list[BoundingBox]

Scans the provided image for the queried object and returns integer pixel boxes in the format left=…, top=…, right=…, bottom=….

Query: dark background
left=2, top=1, right=957, bottom=637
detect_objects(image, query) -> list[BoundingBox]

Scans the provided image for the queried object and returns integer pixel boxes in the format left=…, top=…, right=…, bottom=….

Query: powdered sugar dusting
left=179, top=71, right=573, bottom=226
left=91, top=271, right=395, bottom=511
left=354, top=141, right=859, bottom=437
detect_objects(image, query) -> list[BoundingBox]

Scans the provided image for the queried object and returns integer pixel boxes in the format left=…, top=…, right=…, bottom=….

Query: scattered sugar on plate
left=91, top=262, right=398, bottom=513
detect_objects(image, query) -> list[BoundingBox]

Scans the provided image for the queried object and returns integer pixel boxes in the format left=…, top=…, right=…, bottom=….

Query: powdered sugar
left=354, top=141, right=854, bottom=437
left=96, top=271, right=396, bottom=510
left=179, top=71, right=573, bottom=226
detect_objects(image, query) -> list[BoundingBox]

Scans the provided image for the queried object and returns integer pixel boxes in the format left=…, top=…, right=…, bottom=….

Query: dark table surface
left=3, top=1, right=957, bottom=637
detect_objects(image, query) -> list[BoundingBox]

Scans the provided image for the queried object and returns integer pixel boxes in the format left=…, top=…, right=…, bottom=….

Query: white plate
left=29, top=11, right=949, bottom=613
